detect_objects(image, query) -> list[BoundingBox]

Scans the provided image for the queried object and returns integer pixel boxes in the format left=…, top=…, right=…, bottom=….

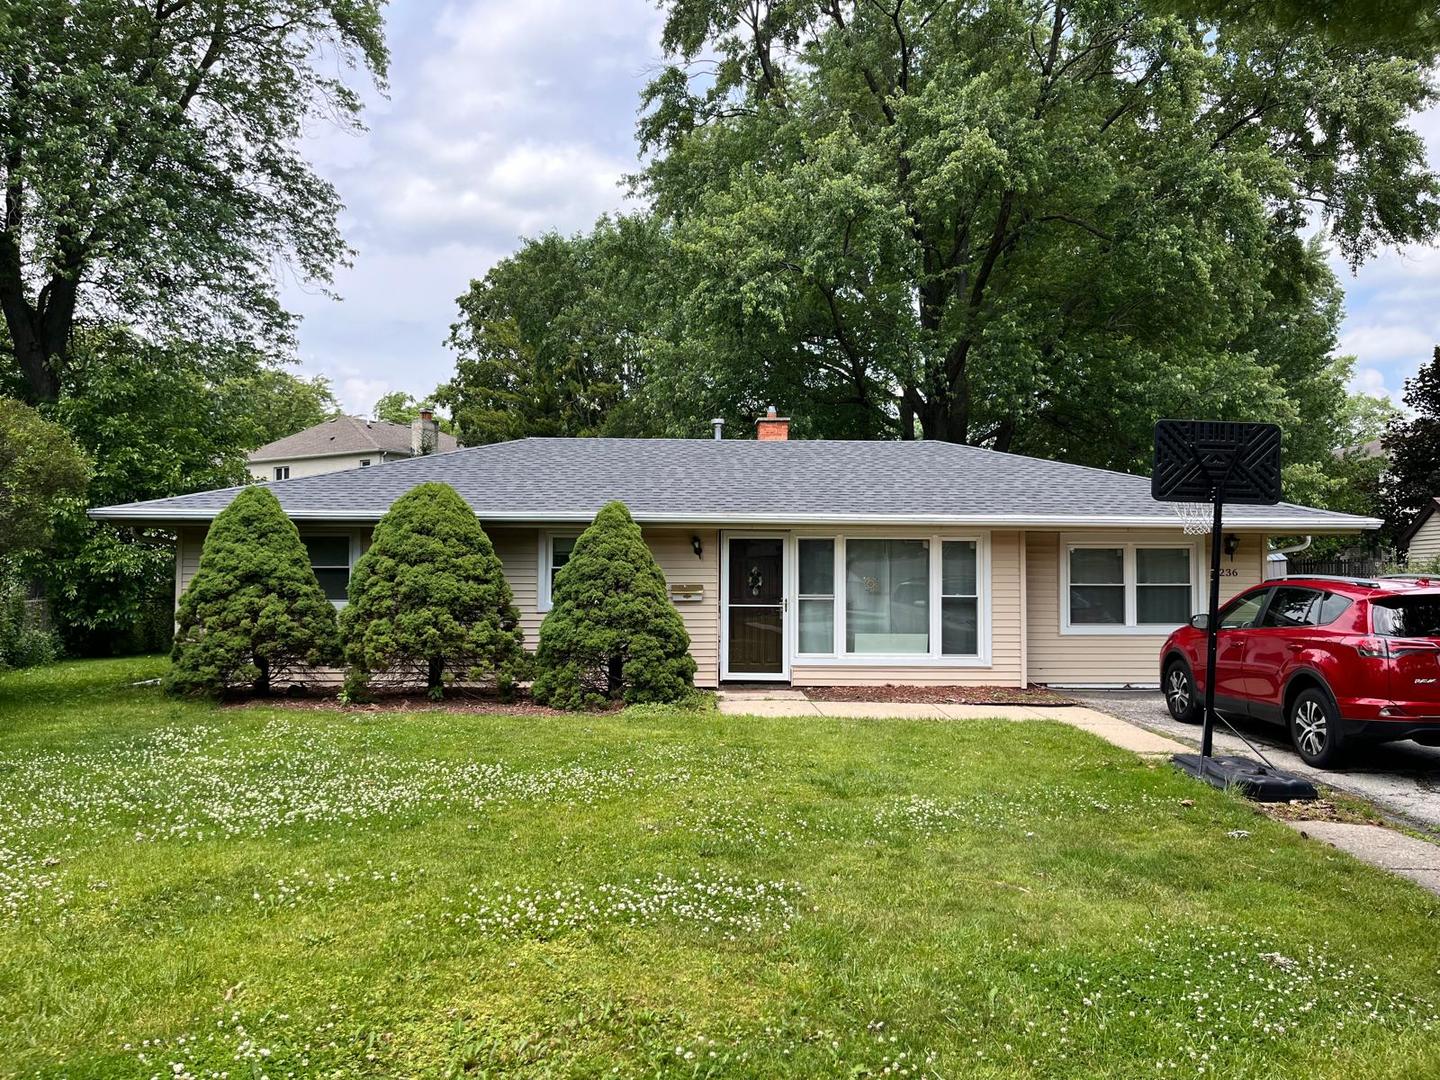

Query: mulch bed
left=801, top=684, right=1073, bottom=705
left=224, top=687, right=620, bottom=717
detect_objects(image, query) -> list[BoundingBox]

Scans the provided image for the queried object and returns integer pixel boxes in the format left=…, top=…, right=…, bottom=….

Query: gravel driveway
left=1069, top=689, right=1440, bottom=837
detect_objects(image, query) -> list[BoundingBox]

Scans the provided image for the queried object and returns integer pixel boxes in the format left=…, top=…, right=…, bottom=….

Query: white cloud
left=280, top=0, right=664, bottom=403
left=1348, top=365, right=1404, bottom=404
left=1338, top=323, right=1435, bottom=367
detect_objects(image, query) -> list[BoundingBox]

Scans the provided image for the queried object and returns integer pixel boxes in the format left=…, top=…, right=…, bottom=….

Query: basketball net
left=1170, top=501, right=1214, bottom=535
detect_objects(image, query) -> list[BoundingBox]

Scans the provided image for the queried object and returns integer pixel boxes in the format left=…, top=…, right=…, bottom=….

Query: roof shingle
left=247, top=415, right=458, bottom=462
left=95, top=437, right=1379, bottom=530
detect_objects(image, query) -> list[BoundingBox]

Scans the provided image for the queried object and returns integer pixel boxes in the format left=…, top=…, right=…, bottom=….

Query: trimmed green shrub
left=340, top=482, right=525, bottom=699
left=533, top=500, right=696, bottom=709
left=166, top=487, right=339, bottom=696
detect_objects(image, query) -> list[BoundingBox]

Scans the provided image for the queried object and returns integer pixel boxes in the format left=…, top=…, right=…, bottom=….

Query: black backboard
left=1152, top=420, right=1282, bottom=505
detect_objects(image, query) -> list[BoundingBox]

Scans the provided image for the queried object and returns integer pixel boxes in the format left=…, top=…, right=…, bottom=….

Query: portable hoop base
left=1152, top=419, right=1315, bottom=804
left=1173, top=754, right=1318, bottom=802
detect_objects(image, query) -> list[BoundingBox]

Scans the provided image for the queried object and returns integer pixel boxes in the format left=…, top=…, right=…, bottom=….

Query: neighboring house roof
left=1333, top=437, right=1386, bottom=460
left=1396, top=498, right=1440, bottom=548
left=247, top=415, right=458, bottom=463
left=93, top=437, right=1383, bottom=530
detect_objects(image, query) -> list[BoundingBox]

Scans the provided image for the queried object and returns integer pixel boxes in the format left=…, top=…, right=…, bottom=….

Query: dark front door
left=726, top=537, right=786, bottom=677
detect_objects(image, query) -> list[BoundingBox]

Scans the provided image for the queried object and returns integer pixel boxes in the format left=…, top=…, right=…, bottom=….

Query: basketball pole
left=1201, top=483, right=1225, bottom=761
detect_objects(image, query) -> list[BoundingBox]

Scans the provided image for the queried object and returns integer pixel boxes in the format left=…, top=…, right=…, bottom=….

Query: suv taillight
left=1355, top=638, right=1391, bottom=659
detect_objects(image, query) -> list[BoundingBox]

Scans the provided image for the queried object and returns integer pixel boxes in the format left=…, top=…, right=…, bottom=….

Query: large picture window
left=1064, top=541, right=1196, bottom=633
left=846, top=539, right=930, bottom=654
left=785, top=533, right=987, bottom=662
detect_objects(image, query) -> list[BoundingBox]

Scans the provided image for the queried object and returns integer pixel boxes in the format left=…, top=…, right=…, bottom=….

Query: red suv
left=1160, top=576, right=1440, bottom=768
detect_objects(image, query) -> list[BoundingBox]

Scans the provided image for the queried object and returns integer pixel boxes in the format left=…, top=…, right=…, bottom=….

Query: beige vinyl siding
left=1407, top=514, right=1440, bottom=564
left=488, top=527, right=542, bottom=644
left=643, top=529, right=720, bottom=687
left=1025, top=529, right=1266, bottom=687
left=790, top=530, right=1025, bottom=688
left=488, top=525, right=722, bottom=688
left=175, top=527, right=206, bottom=602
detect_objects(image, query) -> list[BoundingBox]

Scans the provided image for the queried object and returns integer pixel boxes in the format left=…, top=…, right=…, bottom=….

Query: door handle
left=1286, top=643, right=1304, bottom=652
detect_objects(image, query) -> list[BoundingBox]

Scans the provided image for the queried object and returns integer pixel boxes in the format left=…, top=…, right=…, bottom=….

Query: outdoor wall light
left=691, top=535, right=704, bottom=559
left=1223, top=533, right=1241, bottom=560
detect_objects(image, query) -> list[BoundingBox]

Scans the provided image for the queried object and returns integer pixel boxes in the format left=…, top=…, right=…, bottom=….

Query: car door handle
left=1286, top=643, right=1304, bottom=652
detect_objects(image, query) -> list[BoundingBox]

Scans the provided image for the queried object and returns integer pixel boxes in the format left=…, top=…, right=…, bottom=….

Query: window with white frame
left=846, top=538, right=930, bottom=654
left=272, top=465, right=290, bottom=481
left=538, top=533, right=579, bottom=610
left=797, top=538, right=835, bottom=653
left=791, top=534, right=986, bottom=660
left=302, top=536, right=351, bottom=605
left=1064, top=542, right=1195, bottom=632
left=941, top=540, right=979, bottom=655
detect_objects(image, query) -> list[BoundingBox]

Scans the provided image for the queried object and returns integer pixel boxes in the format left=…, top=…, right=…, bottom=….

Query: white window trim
left=1060, top=538, right=1200, bottom=636
left=789, top=531, right=992, bottom=667
left=537, top=530, right=581, bottom=612
left=272, top=465, right=290, bottom=481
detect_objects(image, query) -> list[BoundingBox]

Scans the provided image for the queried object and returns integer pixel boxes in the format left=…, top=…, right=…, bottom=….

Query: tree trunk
left=606, top=654, right=624, bottom=698
left=427, top=657, right=444, bottom=694
left=254, top=657, right=271, bottom=697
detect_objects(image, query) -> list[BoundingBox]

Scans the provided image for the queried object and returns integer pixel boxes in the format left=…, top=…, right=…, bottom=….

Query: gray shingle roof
left=93, top=437, right=1380, bottom=530
left=247, top=415, right=458, bottom=462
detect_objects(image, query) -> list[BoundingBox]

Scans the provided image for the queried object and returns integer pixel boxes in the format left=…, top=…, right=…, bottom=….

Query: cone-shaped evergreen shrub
left=340, top=482, right=525, bottom=699
left=533, top=500, right=696, bottom=709
left=166, top=486, right=340, bottom=696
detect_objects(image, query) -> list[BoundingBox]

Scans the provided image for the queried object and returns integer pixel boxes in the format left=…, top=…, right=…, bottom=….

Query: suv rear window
left=1372, top=596, right=1440, bottom=637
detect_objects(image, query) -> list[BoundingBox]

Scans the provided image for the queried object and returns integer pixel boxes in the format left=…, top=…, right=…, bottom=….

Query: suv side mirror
left=1189, top=613, right=1209, bottom=630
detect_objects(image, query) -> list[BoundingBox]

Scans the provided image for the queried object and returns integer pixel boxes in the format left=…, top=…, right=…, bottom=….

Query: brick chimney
left=755, top=405, right=789, bottom=441
left=411, top=408, right=440, bottom=456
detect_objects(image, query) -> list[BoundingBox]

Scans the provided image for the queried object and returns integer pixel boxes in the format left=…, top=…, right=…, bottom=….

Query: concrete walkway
left=1286, top=820, right=1440, bottom=895
left=716, top=690, right=1188, bottom=755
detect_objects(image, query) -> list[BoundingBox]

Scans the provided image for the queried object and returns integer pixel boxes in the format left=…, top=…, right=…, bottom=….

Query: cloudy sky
left=286, top=0, right=1440, bottom=417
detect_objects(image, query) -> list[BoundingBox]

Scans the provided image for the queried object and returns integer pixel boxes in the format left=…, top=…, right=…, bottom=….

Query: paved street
left=1071, top=690, right=1440, bottom=837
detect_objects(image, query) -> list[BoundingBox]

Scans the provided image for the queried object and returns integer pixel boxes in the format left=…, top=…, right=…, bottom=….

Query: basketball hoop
left=1170, top=501, right=1214, bottom=535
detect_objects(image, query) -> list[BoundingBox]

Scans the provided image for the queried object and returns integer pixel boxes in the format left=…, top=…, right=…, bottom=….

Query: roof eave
left=87, top=507, right=1383, bottom=530
left=247, top=447, right=401, bottom=464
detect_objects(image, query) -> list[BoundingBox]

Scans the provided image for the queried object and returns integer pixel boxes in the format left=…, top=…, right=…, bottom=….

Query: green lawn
left=1, top=660, right=1437, bottom=1078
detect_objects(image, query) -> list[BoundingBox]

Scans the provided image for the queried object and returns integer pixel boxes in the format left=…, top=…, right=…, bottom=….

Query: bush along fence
left=164, top=489, right=695, bottom=709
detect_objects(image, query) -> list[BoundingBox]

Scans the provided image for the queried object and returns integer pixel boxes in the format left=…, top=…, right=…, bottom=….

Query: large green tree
left=372, top=390, right=454, bottom=434
left=628, top=0, right=1437, bottom=465
left=442, top=215, right=671, bottom=445
left=1382, top=347, right=1440, bottom=540
left=22, top=326, right=341, bottom=654
left=0, top=397, right=87, bottom=557
left=222, top=369, right=341, bottom=449
left=0, top=0, right=387, bottom=404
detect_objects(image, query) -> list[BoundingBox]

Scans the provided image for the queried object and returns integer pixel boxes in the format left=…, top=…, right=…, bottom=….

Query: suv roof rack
left=1274, top=574, right=1381, bottom=588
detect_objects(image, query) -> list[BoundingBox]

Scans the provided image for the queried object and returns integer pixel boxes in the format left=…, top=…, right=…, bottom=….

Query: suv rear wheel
left=1164, top=662, right=1201, bottom=724
left=1288, top=688, right=1347, bottom=768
